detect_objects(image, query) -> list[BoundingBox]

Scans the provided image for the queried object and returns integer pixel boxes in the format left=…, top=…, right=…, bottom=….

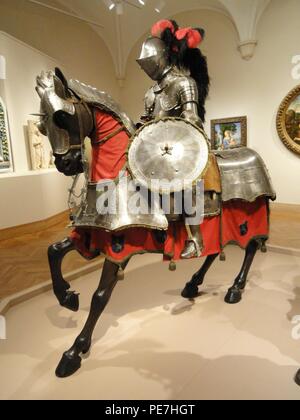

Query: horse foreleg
left=55, top=258, right=128, bottom=378
left=48, top=237, right=80, bottom=312
left=224, top=239, right=259, bottom=304
left=181, top=253, right=219, bottom=299
left=295, top=370, right=300, bottom=386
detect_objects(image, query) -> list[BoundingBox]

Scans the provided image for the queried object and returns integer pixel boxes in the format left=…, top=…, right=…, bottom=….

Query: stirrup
left=181, top=239, right=202, bottom=259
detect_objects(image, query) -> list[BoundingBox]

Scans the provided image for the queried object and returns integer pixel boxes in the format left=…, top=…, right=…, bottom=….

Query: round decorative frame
left=276, top=84, right=300, bottom=156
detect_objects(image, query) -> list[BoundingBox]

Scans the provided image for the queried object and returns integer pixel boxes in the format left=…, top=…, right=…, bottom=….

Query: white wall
left=0, top=0, right=118, bottom=229
left=121, top=0, right=300, bottom=205
left=0, top=171, right=72, bottom=229
left=0, top=32, right=62, bottom=173
left=0, top=32, right=72, bottom=229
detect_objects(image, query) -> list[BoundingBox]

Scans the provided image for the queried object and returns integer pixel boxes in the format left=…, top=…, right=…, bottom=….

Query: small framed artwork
left=210, top=116, right=247, bottom=151
left=276, top=84, right=300, bottom=156
left=0, top=97, right=13, bottom=173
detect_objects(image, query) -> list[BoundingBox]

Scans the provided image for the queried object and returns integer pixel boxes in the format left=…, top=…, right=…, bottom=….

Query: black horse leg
left=225, top=239, right=259, bottom=304
left=48, top=237, right=80, bottom=312
left=295, top=370, right=300, bottom=386
left=181, top=253, right=219, bottom=299
left=55, top=258, right=128, bottom=378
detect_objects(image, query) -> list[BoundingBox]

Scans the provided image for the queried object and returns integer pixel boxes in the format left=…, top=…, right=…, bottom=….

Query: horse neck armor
left=68, top=79, right=136, bottom=137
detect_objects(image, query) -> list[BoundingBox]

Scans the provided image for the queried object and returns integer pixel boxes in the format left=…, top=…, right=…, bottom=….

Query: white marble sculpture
left=27, top=120, right=55, bottom=170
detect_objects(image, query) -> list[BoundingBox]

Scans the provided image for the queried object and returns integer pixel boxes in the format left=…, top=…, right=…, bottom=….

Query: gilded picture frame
left=276, top=84, right=300, bottom=156
left=210, top=116, right=247, bottom=151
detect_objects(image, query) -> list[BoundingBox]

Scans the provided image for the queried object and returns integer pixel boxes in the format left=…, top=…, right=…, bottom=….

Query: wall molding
left=0, top=259, right=103, bottom=316
left=0, top=209, right=70, bottom=242
left=270, top=202, right=300, bottom=218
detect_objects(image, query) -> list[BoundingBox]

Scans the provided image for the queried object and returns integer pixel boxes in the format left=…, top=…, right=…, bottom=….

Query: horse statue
left=34, top=68, right=275, bottom=378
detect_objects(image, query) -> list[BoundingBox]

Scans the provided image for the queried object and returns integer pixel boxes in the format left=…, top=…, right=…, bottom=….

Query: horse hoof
left=224, top=287, right=242, bottom=304
left=295, top=369, right=300, bottom=386
left=55, top=352, right=82, bottom=378
left=181, top=284, right=199, bottom=299
left=61, top=291, right=80, bottom=312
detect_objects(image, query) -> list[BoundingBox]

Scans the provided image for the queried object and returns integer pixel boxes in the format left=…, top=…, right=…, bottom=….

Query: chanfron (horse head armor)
left=35, top=68, right=94, bottom=176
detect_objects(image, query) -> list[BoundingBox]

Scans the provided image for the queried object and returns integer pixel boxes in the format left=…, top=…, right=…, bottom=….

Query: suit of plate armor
left=137, top=37, right=206, bottom=258
left=141, top=67, right=203, bottom=129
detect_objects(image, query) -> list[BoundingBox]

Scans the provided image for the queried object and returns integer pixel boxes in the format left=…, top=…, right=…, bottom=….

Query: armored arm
left=178, top=77, right=203, bottom=128
left=140, top=87, right=155, bottom=124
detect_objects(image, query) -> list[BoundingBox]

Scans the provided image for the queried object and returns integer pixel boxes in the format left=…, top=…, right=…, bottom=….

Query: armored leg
left=225, top=239, right=259, bottom=304
left=181, top=186, right=204, bottom=259
left=55, top=259, right=128, bottom=378
left=181, top=253, right=219, bottom=298
left=181, top=224, right=204, bottom=259
left=48, top=238, right=80, bottom=312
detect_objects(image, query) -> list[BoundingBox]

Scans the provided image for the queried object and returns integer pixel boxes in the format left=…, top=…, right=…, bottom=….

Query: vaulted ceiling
left=37, top=0, right=272, bottom=80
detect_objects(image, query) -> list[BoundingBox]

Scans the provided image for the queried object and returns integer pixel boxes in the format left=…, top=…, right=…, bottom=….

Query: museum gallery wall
left=122, top=0, right=300, bottom=205
left=0, top=0, right=299, bottom=232
left=0, top=0, right=118, bottom=229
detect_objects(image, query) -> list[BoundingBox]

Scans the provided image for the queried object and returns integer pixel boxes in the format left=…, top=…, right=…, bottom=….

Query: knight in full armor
left=137, top=20, right=210, bottom=258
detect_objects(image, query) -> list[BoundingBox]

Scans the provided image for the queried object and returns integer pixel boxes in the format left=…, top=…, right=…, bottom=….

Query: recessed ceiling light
left=103, top=0, right=116, bottom=11
left=155, top=0, right=165, bottom=13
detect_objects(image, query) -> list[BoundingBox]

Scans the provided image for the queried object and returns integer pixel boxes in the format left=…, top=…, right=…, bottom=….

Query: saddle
left=204, top=154, right=221, bottom=193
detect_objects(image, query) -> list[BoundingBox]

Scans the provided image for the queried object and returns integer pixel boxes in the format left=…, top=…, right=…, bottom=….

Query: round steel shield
left=128, top=118, right=209, bottom=193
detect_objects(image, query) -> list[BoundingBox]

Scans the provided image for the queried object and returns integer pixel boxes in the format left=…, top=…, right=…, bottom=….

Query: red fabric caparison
left=70, top=109, right=270, bottom=263
left=71, top=198, right=269, bottom=263
left=91, top=109, right=129, bottom=182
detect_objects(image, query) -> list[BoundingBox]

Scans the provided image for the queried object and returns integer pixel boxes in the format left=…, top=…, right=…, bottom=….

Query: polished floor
left=0, top=247, right=300, bottom=400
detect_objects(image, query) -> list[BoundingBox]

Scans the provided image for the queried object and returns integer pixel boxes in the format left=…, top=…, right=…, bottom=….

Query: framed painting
left=210, top=116, right=247, bottom=151
left=0, top=97, right=13, bottom=173
left=277, top=85, right=300, bottom=155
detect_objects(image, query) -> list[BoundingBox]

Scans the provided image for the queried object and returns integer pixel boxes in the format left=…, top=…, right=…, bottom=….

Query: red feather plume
left=151, top=20, right=175, bottom=38
left=175, top=27, right=202, bottom=48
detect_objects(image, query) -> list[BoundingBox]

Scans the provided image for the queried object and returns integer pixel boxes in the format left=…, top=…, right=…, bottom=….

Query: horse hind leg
left=295, top=370, right=300, bottom=386
left=48, top=237, right=80, bottom=312
left=224, top=239, right=259, bottom=304
left=181, top=253, right=219, bottom=299
left=55, top=258, right=128, bottom=378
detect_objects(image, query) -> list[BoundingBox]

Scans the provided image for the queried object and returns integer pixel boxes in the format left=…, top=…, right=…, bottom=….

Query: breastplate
left=151, top=81, right=182, bottom=118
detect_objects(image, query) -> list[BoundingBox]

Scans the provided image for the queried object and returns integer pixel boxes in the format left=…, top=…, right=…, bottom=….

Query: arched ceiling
left=46, top=0, right=272, bottom=80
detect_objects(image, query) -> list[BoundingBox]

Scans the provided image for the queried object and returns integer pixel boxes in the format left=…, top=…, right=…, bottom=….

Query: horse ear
left=55, top=67, right=71, bottom=98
